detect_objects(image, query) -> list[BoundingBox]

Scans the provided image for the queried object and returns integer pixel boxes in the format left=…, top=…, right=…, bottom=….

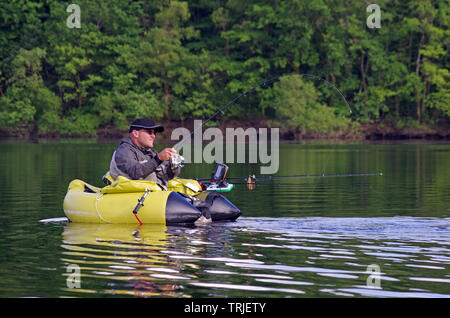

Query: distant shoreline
left=1, top=118, right=448, bottom=141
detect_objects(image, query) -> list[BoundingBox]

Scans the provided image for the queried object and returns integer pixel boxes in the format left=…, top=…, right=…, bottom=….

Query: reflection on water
left=62, top=223, right=188, bottom=297
left=1, top=141, right=449, bottom=298
left=58, top=217, right=450, bottom=298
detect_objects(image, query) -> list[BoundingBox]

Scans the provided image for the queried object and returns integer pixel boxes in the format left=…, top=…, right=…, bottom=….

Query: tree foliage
left=272, top=75, right=350, bottom=133
left=0, top=0, right=448, bottom=137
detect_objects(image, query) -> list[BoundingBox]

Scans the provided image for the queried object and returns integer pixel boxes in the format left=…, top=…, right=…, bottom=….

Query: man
left=108, top=118, right=181, bottom=189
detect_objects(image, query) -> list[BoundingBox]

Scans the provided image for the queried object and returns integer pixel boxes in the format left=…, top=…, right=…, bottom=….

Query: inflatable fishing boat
left=63, top=164, right=241, bottom=225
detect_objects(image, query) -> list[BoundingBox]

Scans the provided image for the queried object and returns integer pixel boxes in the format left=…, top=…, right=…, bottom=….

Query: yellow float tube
left=63, top=176, right=204, bottom=225
left=63, top=176, right=241, bottom=225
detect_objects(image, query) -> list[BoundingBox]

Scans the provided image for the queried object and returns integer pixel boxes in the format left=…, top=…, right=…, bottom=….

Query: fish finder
left=206, top=163, right=234, bottom=192
left=211, top=163, right=229, bottom=184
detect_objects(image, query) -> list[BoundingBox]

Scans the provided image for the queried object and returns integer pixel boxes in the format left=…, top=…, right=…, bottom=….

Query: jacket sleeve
left=168, top=164, right=181, bottom=179
left=155, top=161, right=181, bottom=183
left=114, top=145, right=162, bottom=180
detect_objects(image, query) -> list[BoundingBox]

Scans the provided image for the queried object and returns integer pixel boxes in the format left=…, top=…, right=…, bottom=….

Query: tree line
left=0, top=0, right=448, bottom=138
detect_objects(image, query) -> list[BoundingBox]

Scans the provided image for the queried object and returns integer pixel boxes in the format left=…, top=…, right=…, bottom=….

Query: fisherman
left=107, top=118, right=181, bottom=189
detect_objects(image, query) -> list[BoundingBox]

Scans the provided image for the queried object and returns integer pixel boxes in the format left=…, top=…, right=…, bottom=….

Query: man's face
left=132, top=129, right=156, bottom=148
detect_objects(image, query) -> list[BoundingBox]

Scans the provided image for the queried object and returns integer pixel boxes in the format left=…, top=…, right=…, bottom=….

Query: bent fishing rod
left=170, top=73, right=353, bottom=168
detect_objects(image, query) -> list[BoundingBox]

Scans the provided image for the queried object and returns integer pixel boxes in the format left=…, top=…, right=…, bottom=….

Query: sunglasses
left=137, top=129, right=156, bottom=136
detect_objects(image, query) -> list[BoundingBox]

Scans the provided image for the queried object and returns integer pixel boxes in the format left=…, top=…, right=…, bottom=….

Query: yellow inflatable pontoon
left=63, top=176, right=241, bottom=225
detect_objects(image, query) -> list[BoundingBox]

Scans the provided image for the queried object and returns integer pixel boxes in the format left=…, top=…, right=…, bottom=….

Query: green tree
left=0, top=0, right=447, bottom=137
left=0, top=48, right=61, bottom=136
left=272, top=75, right=350, bottom=134
left=129, top=0, right=200, bottom=119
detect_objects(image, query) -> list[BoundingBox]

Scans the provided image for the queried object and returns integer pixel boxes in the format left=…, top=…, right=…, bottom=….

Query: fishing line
left=176, top=73, right=361, bottom=195
left=173, top=73, right=352, bottom=151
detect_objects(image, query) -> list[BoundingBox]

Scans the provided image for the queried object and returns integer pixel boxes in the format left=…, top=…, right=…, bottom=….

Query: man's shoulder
left=118, top=137, right=133, bottom=146
left=117, top=138, right=137, bottom=150
left=115, top=138, right=137, bottom=156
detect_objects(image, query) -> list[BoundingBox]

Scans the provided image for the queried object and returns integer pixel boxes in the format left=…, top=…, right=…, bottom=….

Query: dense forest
left=0, top=0, right=448, bottom=139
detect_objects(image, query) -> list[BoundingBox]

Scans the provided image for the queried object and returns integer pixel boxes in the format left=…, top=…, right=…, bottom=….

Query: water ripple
left=56, top=217, right=450, bottom=297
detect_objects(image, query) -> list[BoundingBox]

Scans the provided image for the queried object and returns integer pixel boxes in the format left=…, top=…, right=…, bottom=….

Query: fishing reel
left=171, top=153, right=185, bottom=169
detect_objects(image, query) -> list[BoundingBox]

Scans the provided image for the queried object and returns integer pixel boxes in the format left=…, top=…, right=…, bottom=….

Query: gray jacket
left=109, top=137, right=181, bottom=189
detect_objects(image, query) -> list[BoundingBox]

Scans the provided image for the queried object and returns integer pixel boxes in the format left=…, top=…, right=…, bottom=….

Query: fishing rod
left=245, top=173, right=382, bottom=190
left=193, top=162, right=383, bottom=192
left=231, top=181, right=371, bottom=188
left=234, top=172, right=382, bottom=191
left=172, top=76, right=277, bottom=151
left=170, top=73, right=353, bottom=168
left=196, top=172, right=383, bottom=181
left=170, top=77, right=278, bottom=168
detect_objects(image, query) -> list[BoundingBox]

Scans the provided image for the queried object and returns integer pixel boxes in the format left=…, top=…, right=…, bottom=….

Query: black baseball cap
left=129, top=118, right=164, bottom=133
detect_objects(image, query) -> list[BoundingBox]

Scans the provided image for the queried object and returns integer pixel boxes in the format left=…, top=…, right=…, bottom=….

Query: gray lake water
left=0, top=140, right=449, bottom=298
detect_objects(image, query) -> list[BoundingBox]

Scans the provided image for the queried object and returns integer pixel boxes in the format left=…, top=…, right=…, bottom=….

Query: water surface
left=0, top=140, right=449, bottom=297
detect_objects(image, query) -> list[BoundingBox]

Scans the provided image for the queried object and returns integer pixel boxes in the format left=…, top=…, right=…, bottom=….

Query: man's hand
left=157, top=148, right=177, bottom=161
